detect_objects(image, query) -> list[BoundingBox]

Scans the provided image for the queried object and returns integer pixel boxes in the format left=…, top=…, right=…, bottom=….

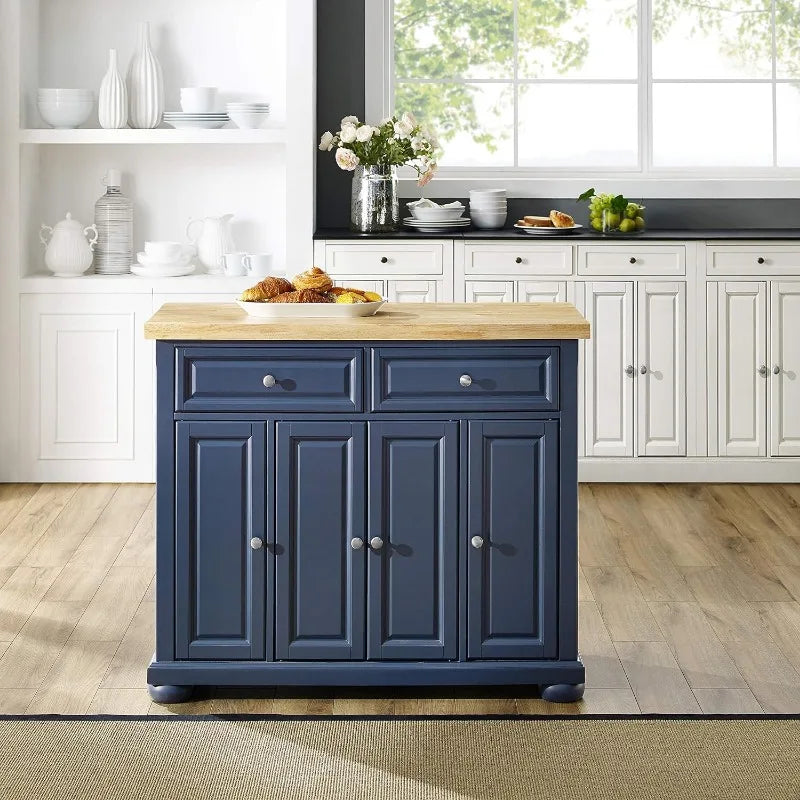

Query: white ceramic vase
left=127, top=22, right=164, bottom=129
left=98, top=49, right=128, bottom=129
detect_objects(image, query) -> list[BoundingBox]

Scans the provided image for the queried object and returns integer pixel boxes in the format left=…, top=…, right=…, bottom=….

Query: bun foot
left=541, top=683, right=585, bottom=703
left=148, top=684, right=194, bottom=704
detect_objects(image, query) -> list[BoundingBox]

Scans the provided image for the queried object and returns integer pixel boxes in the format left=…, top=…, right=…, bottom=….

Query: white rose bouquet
left=319, top=112, right=440, bottom=186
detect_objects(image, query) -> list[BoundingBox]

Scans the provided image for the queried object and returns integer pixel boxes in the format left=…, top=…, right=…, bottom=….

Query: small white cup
left=145, top=241, right=184, bottom=261
left=223, top=252, right=247, bottom=277
left=242, top=253, right=273, bottom=278
left=180, top=87, right=218, bottom=114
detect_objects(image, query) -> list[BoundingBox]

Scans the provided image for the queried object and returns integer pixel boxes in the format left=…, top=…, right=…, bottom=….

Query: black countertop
left=315, top=227, right=800, bottom=241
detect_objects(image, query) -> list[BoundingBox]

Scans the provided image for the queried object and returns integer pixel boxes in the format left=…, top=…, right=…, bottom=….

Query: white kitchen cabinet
left=584, top=282, right=635, bottom=457
left=464, top=243, right=572, bottom=276
left=19, top=293, right=154, bottom=482
left=518, top=281, right=567, bottom=303
left=637, top=282, right=686, bottom=456
left=465, top=281, right=514, bottom=303
left=323, top=241, right=448, bottom=276
left=387, top=280, right=439, bottom=303
left=714, top=282, right=768, bottom=457
left=769, top=281, right=800, bottom=457
left=578, top=245, right=686, bottom=276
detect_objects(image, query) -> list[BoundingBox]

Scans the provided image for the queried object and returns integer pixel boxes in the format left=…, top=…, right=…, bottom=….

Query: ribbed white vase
left=127, top=22, right=164, bottom=129
left=98, top=49, right=128, bottom=129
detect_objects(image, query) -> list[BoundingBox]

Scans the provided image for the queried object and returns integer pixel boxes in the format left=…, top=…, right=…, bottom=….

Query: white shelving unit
left=0, top=0, right=315, bottom=482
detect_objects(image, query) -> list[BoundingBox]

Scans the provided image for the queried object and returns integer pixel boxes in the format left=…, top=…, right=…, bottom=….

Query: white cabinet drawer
left=578, top=245, right=686, bottom=276
left=464, top=243, right=573, bottom=275
left=707, top=245, right=800, bottom=275
left=324, top=241, right=446, bottom=276
left=465, top=281, right=514, bottom=303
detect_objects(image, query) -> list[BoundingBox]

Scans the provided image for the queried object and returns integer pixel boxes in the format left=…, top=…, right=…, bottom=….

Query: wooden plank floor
left=1, top=482, right=799, bottom=715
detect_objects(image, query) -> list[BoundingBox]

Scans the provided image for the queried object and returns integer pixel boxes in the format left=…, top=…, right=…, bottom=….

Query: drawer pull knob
left=471, top=536, right=485, bottom=549
left=640, top=365, right=648, bottom=375
left=459, top=374, right=473, bottom=388
left=629, top=257, right=637, bottom=264
left=380, top=256, right=388, bottom=264
left=515, top=257, right=523, bottom=264
left=369, top=536, right=384, bottom=550
left=758, top=365, right=768, bottom=376
left=250, top=537, right=263, bottom=550
left=625, top=365, right=636, bottom=377
left=262, top=374, right=276, bottom=388
left=773, top=365, right=781, bottom=375
left=757, top=257, right=765, bottom=264
left=350, top=537, right=364, bottom=550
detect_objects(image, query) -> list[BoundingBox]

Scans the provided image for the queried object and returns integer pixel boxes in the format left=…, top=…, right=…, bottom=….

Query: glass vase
left=350, top=165, right=399, bottom=233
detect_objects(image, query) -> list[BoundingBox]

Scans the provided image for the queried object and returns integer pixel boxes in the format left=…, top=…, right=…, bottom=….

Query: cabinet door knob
left=471, top=535, right=485, bottom=549
left=380, top=256, right=388, bottom=263
left=640, top=365, right=648, bottom=375
left=629, top=257, right=637, bottom=264
left=369, top=536, right=384, bottom=550
left=625, top=365, right=636, bottom=377
left=459, top=374, right=473, bottom=388
left=515, top=256, right=523, bottom=264
left=773, top=365, right=781, bottom=375
left=350, top=537, right=364, bottom=550
left=250, top=537, right=263, bottom=550
left=262, top=374, right=276, bottom=388
left=758, top=365, right=768, bottom=376
left=757, top=257, right=765, bottom=264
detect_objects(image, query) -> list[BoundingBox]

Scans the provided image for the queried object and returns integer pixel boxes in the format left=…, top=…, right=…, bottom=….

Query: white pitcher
left=40, top=212, right=98, bottom=277
left=186, top=213, right=234, bottom=274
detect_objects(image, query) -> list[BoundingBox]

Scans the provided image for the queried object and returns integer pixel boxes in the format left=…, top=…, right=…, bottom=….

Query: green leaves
left=577, top=188, right=596, bottom=202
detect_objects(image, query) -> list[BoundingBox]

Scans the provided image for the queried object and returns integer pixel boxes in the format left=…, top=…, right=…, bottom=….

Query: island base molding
left=580, top=458, right=800, bottom=483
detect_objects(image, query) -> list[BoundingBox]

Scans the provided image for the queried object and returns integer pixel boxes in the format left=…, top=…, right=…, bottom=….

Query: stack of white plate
left=226, top=102, right=271, bottom=129
left=403, top=217, right=471, bottom=232
left=469, top=189, right=507, bottom=229
left=162, top=111, right=229, bottom=130
left=132, top=247, right=195, bottom=278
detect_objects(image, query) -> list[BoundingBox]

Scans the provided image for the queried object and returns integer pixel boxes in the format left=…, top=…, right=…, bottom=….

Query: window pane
left=517, top=0, right=637, bottom=79
left=777, top=9, right=800, bottom=79
left=517, top=84, right=638, bottom=167
left=393, top=0, right=514, bottom=80
left=395, top=82, right=515, bottom=167
left=652, top=0, right=772, bottom=79
left=777, top=83, right=800, bottom=166
left=652, top=83, right=773, bottom=167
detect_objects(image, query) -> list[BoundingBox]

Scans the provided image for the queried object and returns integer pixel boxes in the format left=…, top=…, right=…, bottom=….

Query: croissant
left=268, top=289, right=332, bottom=303
left=292, top=266, right=333, bottom=292
left=239, top=277, right=294, bottom=302
left=549, top=210, right=575, bottom=228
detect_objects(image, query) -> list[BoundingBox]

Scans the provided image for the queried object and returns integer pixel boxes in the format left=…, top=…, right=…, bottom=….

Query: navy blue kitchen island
left=143, top=302, right=590, bottom=703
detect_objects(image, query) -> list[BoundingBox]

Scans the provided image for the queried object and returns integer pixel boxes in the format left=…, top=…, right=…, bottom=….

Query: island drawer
left=176, top=347, right=363, bottom=412
left=371, top=347, right=559, bottom=412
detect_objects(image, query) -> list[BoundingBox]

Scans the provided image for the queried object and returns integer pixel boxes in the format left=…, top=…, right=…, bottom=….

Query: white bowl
left=228, top=110, right=270, bottom=129
left=180, top=87, right=218, bottom=114
left=470, top=204, right=508, bottom=211
left=410, top=206, right=465, bottom=222
left=38, top=88, right=93, bottom=96
left=471, top=210, right=508, bottom=230
left=38, top=97, right=93, bottom=128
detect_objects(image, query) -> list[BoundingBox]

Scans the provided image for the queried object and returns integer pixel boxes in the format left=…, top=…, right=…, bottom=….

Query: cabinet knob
left=262, top=374, right=276, bottom=388
left=250, top=537, right=263, bottom=550
left=629, top=257, right=637, bottom=264
left=773, top=365, right=781, bottom=375
left=380, top=256, right=388, bottom=264
left=515, top=256, right=523, bottom=264
left=757, top=257, right=765, bottom=264
left=459, top=374, right=473, bottom=388
left=640, top=365, right=648, bottom=375
left=471, top=535, right=485, bottom=549
left=369, top=536, right=384, bottom=550
left=625, top=365, right=636, bottom=377
left=350, top=537, right=364, bottom=550
left=758, top=365, right=768, bottom=376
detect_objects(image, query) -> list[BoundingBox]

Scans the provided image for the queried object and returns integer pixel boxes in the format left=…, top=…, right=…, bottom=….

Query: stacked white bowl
left=469, top=189, right=508, bottom=230
left=226, top=101, right=271, bottom=130
left=38, top=89, right=94, bottom=129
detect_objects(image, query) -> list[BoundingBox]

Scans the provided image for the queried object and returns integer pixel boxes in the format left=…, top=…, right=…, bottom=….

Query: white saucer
left=132, top=263, right=196, bottom=278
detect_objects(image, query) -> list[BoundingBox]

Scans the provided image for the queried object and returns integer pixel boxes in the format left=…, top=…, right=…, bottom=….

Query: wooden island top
left=144, top=302, right=590, bottom=341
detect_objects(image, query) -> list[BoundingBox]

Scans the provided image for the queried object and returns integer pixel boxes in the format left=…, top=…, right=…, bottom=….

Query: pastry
left=334, top=291, right=367, bottom=304
left=292, top=266, right=333, bottom=293
left=523, top=216, right=553, bottom=227
left=268, top=289, right=332, bottom=303
left=239, top=276, right=294, bottom=302
left=549, top=210, right=575, bottom=228
left=327, top=286, right=366, bottom=298
left=362, top=291, right=382, bottom=302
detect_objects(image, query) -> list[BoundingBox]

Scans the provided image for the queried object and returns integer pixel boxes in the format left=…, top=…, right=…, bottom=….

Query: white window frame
left=365, top=0, right=800, bottom=198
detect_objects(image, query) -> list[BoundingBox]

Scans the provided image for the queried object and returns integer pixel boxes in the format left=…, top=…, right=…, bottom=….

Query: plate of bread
left=236, top=267, right=386, bottom=318
left=514, top=210, right=582, bottom=234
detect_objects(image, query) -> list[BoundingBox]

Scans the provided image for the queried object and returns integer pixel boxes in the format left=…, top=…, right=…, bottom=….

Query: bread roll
left=549, top=210, right=575, bottom=228
left=523, top=216, right=553, bottom=227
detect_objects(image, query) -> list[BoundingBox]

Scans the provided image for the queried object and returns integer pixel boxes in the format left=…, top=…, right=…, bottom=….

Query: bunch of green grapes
left=585, top=193, right=645, bottom=232
left=588, top=193, right=616, bottom=231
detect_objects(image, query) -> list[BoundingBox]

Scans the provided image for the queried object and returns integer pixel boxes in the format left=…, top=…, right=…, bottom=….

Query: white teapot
left=40, top=213, right=98, bottom=277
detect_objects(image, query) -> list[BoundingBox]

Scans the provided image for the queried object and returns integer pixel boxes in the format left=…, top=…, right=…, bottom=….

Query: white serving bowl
left=410, top=205, right=465, bottom=222
left=228, top=110, right=270, bottom=129
left=38, top=97, right=94, bottom=128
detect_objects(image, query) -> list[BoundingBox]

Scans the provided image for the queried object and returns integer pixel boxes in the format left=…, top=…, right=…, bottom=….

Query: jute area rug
left=0, top=716, right=797, bottom=800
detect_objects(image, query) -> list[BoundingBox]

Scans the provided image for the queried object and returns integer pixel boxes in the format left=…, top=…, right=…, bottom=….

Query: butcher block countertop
left=144, top=302, right=590, bottom=341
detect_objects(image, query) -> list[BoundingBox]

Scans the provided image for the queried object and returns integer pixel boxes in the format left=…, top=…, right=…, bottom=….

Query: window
left=367, top=0, right=800, bottom=178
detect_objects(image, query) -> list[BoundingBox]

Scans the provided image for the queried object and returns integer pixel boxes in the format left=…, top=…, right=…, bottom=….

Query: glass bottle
left=93, top=169, right=134, bottom=274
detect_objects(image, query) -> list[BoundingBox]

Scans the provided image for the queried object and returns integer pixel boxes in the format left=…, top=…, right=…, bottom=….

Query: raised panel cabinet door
left=465, top=281, right=515, bottom=303
left=175, top=421, right=267, bottom=660
left=518, top=281, right=567, bottom=304
left=770, top=281, right=800, bottom=456
left=275, top=422, right=366, bottom=660
left=367, top=422, right=458, bottom=660
left=584, top=282, right=635, bottom=457
left=717, top=282, right=767, bottom=457
left=467, top=421, right=559, bottom=659
left=387, top=280, right=439, bottom=303
left=637, top=282, right=686, bottom=456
